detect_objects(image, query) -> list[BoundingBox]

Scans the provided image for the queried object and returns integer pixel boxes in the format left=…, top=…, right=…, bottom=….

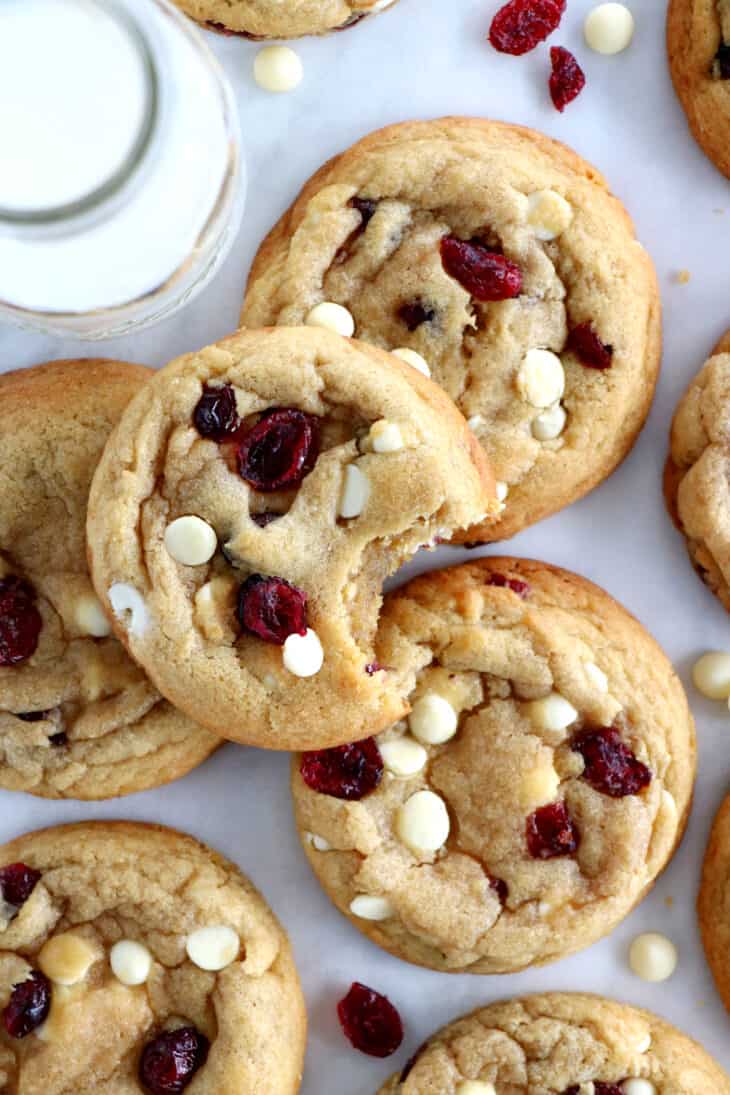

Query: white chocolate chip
left=495, top=480, right=509, bottom=503
left=532, top=402, right=566, bottom=441
left=110, top=940, right=152, bottom=986
left=392, top=347, right=431, bottom=377
left=108, top=583, right=150, bottom=638
left=526, top=189, right=574, bottom=240
left=520, top=762, right=560, bottom=807
left=338, top=463, right=370, bottom=519
left=379, top=736, right=428, bottom=777
left=397, top=790, right=450, bottom=856
left=467, top=414, right=484, bottom=430
left=629, top=932, right=677, bottom=982
left=186, top=925, right=239, bottom=972
left=38, top=932, right=97, bottom=986
left=283, top=628, right=324, bottom=677
left=456, top=1083, right=497, bottom=1095
left=349, top=895, right=396, bottom=921
left=305, top=301, right=355, bottom=337
left=409, top=692, right=458, bottom=745
left=369, top=420, right=404, bottom=453
left=634, top=1032, right=652, bottom=1053
left=584, top=3, right=635, bottom=54
left=73, top=592, right=112, bottom=637
left=584, top=661, right=609, bottom=692
left=622, top=1081, right=657, bottom=1095
left=526, top=692, right=578, bottom=733
left=304, top=832, right=332, bottom=852
left=516, top=349, right=565, bottom=408
left=692, top=651, right=730, bottom=699
left=253, top=45, right=303, bottom=92
left=164, top=515, right=217, bottom=567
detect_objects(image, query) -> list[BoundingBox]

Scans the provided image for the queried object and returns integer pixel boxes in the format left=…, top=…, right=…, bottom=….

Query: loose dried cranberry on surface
left=567, top=322, right=614, bottom=370
left=193, top=383, right=240, bottom=441
left=440, top=237, right=523, bottom=301
left=549, top=46, right=586, bottom=112
left=489, top=0, right=565, bottom=55
left=526, top=801, right=579, bottom=859
left=300, top=738, right=383, bottom=800
left=0, top=577, right=42, bottom=667
left=0, top=863, right=41, bottom=907
left=398, top=300, right=436, bottom=331
left=350, top=196, right=378, bottom=225
left=238, top=575, right=307, bottom=645
left=337, top=982, right=404, bottom=1058
left=486, top=573, right=530, bottom=598
left=3, top=971, right=51, bottom=1038
left=139, top=1026, right=210, bottom=1094
left=572, top=726, right=652, bottom=798
left=237, top=408, right=321, bottom=492
left=716, top=43, right=730, bottom=78
left=564, top=1085, right=623, bottom=1095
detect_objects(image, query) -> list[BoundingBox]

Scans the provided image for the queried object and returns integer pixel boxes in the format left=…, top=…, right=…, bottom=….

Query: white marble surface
left=2, top=1, right=730, bottom=1090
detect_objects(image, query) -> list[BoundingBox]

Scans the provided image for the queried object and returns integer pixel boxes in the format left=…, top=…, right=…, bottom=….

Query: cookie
left=698, top=789, right=730, bottom=1017
left=668, top=0, right=730, bottom=179
left=87, top=327, right=495, bottom=751
left=291, top=558, right=695, bottom=973
left=378, top=993, right=730, bottom=1093
left=178, top=0, right=400, bottom=38
left=0, top=360, right=220, bottom=800
left=0, top=820, right=306, bottom=1093
left=241, top=117, right=661, bottom=542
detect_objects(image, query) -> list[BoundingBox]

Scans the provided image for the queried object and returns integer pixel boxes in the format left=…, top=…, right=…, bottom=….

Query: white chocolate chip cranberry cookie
left=698, top=791, right=730, bottom=1018
left=292, top=558, right=695, bottom=973
left=241, top=118, right=661, bottom=542
left=666, top=330, right=730, bottom=612
left=177, top=0, right=400, bottom=38
left=0, top=821, right=305, bottom=1093
left=86, top=327, right=495, bottom=751
left=0, top=360, right=219, bottom=800
left=378, top=993, right=730, bottom=1093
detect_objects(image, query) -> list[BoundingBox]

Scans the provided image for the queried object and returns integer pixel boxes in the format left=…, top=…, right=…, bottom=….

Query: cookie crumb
left=675, top=269, right=691, bottom=285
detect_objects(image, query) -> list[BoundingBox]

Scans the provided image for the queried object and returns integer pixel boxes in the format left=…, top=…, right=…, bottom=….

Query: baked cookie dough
left=0, top=360, right=219, bottom=800
left=0, top=820, right=305, bottom=1093
left=241, top=117, right=661, bottom=542
left=698, top=789, right=730, bottom=1017
left=668, top=0, right=730, bottom=179
left=378, top=993, right=730, bottom=1093
left=87, top=327, right=495, bottom=751
left=292, top=558, right=695, bottom=973
left=178, top=0, right=400, bottom=38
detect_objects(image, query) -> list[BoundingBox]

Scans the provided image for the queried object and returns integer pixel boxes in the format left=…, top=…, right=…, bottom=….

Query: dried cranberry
left=0, top=577, right=42, bottom=667
left=526, top=801, right=579, bottom=859
left=139, top=1026, right=209, bottom=1094
left=489, top=0, right=565, bottom=55
left=564, top=1086, right=623, bottom=1095
left=238, top=575, right=307, bottom=645
left=337, top=982, right=403, bottom=1058
left=440, top=237, right=522, bottom=301
left=567, top=323, right=614, bottom=370
left=16, top=711, right=48, bottom=722
left=300, top=738, right=383, bottom=800
left=204, top=21, right=263, bottom=38
left=486, top=573, right=530, bottom=598
left=572, top=726, right=652, bottom=798
left=3, top=971, right=51, bottom=1038
left=398, top=300, right=436, bottom=331
left=350, top=196, right=377, bottom=225
left=490, top=877, right=509, bottom=902
left=251, top=512, right=280, bottom=528
left=716, top=44, right=730, bottom=78
left=0, top=863, right=41, bottom=907
left=237, top=408, right=320, bottom=492
left=193, top=383, right=240, bottom=441
left=364, top=662, right=386, bottom=676
left=49, top=732, right=68, bottom=747
left=549, top=46, right=586, bottom=112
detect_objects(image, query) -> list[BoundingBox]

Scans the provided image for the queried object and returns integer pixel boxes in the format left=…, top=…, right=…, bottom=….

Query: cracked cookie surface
left=377, top=993, right=730, bottom=1093
left=86, top=327, right=495, bottom=751
left=241, top=118, right=661, bottom=543
left=0, top=360, right=219, bottom=800
left=292, top=558, right=694, bottom=973
left=176, top=0, right=400, bottom=38
left=0, top=820, right=305, bottom=1094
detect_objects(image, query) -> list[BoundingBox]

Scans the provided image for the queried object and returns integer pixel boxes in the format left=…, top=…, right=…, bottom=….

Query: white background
left=2, top=1, right=730, bottom=1090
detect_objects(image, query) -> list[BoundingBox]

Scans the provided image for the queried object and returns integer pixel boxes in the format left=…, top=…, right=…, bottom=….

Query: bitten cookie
left=0, top=821, right=305, bottom=1093
left=241, top=117, right=661, bottom=542
left=668, top=0, right=730, bottom=179
left=178, top=0, right=400, bottom=38
left=378, top=993, right=730, bottom=1093
left=87, top=327, right=495, bottom=751
left=0, top=360, right=219, bottom=800
left=292, top=558, right=695, bottom=973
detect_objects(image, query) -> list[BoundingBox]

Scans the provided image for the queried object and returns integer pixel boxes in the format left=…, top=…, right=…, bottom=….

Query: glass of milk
left=0, top=0, right=245, bottom=338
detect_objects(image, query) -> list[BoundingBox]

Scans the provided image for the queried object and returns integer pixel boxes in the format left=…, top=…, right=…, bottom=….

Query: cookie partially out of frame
left=178, top=0, right=400, bottom=39
left=698, top=790, right=730, bottom=1018
left=241, top=117, right=661, bottom=543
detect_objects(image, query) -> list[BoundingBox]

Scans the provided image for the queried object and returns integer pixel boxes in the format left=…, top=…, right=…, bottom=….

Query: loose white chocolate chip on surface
left=338, top=463, right=370, bottom=519
left=584, top=660, right=609, bottom=692
left=584, top=2, right=635, bottom=54
left=283, top=628, right=324, bottom=677
left=305, top=300, right=355, bottom=337
left=186, top=925, right=239, bottom=971
left=349, top=894, right=396, bottom=921
left=409, top=692, right=458, bottom=745
left=164, top=515, right=218, bottom=566
left=692, top=651, right=730, bottom=699
left=516, top=349, right=565, bottom=408
left=38, top=932, right=97, bottom=986
left=392, top=347, right=431, bottom=377
left=526, top=692, right=578, bottom=733
left=532, top=402, right=567, bottom=441
left=369, top=419, right=404, bottom=453
left=380, top=735, right=428, bottom=777
left=253, top=45, right=303, bottom=92
left=108, top=582, right=150, bottom=638
left=110, top=940, right=152, bottom=986
left=526, top=189, right=573, bottom=240
left=397, top=789, right=450, bottom=856
left=456, top=1082, right=497, bottom=1095
left=629, top=932, right=677, bottom=982
left=622, top=1081, right=656, bottom=1095
left=74, top=591, right=112, bottom=637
